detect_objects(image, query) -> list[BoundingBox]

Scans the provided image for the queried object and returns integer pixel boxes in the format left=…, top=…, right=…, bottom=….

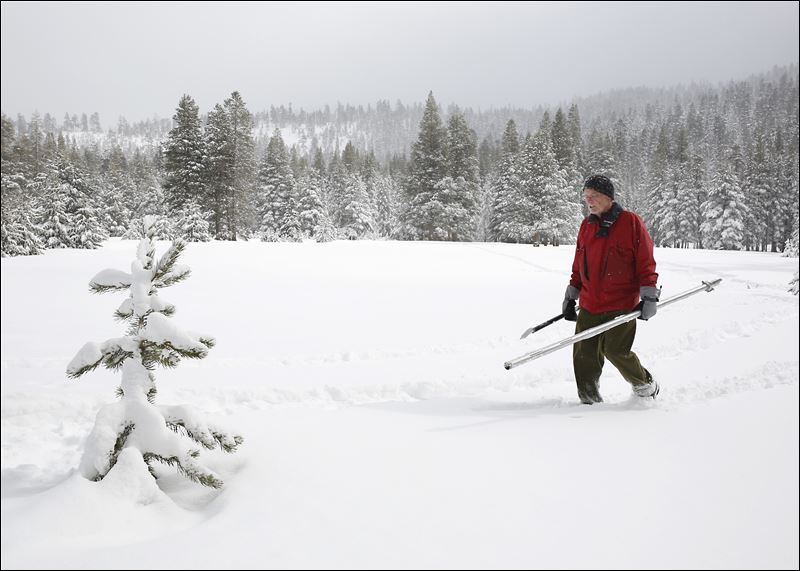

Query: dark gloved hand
left=562, top=285, right=580, bottom=322
left=637, top=285, right=661, bottom=320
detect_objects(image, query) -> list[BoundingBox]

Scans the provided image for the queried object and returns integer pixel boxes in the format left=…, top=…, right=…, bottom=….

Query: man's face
left=583, top=188, right=613, bottom=216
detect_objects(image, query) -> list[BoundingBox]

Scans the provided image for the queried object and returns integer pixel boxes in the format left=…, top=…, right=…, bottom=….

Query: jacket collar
left=588, top=202, right=624, bottom=237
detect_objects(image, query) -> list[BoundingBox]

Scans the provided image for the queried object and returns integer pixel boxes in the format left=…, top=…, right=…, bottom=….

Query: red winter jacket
left=569, top=205, right=658, bottom=313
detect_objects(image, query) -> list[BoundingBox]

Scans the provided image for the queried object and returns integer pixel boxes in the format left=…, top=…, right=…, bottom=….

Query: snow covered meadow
left=2, top=239, right=798, bottom=569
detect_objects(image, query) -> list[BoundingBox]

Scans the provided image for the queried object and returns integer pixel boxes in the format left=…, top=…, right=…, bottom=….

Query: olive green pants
left=572, top=308, right=652, bottom=402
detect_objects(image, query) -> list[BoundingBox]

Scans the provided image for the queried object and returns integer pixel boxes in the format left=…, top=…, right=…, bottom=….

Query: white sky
left=1, top=1, right=798, bottom=124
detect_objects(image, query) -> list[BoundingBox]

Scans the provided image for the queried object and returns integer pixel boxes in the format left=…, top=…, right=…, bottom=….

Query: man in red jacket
left=562, top=175, right=660, bottom=404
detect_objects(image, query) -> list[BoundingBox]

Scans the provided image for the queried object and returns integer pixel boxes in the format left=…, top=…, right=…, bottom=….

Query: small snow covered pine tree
left=67, top=216, right=242, bottom=489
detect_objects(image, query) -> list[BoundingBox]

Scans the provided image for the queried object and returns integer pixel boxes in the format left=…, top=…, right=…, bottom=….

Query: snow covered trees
left=223, top=92, right=257, bottom=239
left=67, top=216, right=242, bottom=489
left=441, top=112, right=480, bottom=241
left=490, top=120, right=523, bottom=242
left=401, top=93, right=480, bottom=241
left=700, top=156, right=748, bottom=250
left=257, top=129, right=297, bottom=240
left=489, top=119, right=580, bottom=244
left=39, top=160, right=107, bottom=249
left=3, top=67, right=797, bottom=253
left=785, top=222, right=799, bottom=295
left=163, top=94, right=206, bottom=215
left=1, top=115, right=43, bottom=257
left=175, top=201, right=213, bottom=242
left=401, top=92, right=448, bottom=240
left=0, top=212, right=42, bottom=257
left=204, top=92, right=256, bottom=240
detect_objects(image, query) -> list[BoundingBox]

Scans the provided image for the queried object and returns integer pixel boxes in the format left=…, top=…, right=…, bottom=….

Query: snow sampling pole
left=504, top=279, right=722, bottom=371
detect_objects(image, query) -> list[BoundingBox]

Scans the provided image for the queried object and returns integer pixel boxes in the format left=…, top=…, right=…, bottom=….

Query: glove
left=637, top=286, right=661, bottom=320
left=562, top=285, right=580, bottom=322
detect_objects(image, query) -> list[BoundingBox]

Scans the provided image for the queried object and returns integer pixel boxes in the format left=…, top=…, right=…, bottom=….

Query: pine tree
left=1, top=211, right=42, bottom=257
left=783, top=220, right=799, bottom=257
left=326, top=153, right=350, bottom=230
left=121, top=162, right=172, bottom=240
left=422, top=112, right=480, bottom=241
left=175, top=201, right=212, bottom=242
left=26, top=112, right=45, bottom=173
left=89, top=112, right=102, bottom=133
left=71, top=192, right=108, bottom=248
left=223, top=92, right=256, bottom=239
left=37, top=160, right=107, bottom=249
left=372, top=174, right=401, bottom=238
left=163, top=94, right=206, bottom=215
left=478, top=136, right=496, bottom=180
left=543, top=134, right=580, bottom=244
left=500, top=120, right=520, bottom=155
left=342, top=141, right=360, bottom=173
left=295, top=173, right=327, bottom=239
left=122, top=215, right=174, bottom=240
left=701, top=156, right=748, bottom=250
left=584, top=128, right=617, bottom=183
left=651, top=167, right=682, bottom=247
left=773, top=133, right=797, bottom=252
left=38, top=177, right=72, bottom=248
left=257, top=129, right=297, bottom=240
left=136, top=170, right=170, bottom=234
left=644, top=127, right=671, bottom=243
left=203, top=104, right=232, bottom=239
left=312, top=147, right=326, bottom=173
left=400, top=92, right=447, bottom=240
left=654, top=128, right=692, bottom=247
left=518, top=132, right=579, bottom=245
left=339, top=173, right=376, bottom=239
left=1, top=114, right=43, bottom=257
left=100, top=170, right=135, bottom=237
left=446, top=114, right=479, bottom=184
left=278, top=188, right=303, bottom=241
left=474, top=178, right=494, bottom=242
left=490, top=120, right=524, bottom=242
left=539, top=111, right=552, bottom=136
left=551, top=107, right=574, bottom=171
left=743, top=132, right=771, bottom=250
left=66, top=216, right=242, bottom=489
left=680, top=152, right=706, bottom=248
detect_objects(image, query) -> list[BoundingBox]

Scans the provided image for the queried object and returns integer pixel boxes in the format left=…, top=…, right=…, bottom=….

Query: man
left=562, top=175, right=660, bottom=404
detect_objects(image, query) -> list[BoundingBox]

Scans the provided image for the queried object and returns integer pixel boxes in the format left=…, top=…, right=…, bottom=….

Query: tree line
left=2, top=65, right=798, bottom=256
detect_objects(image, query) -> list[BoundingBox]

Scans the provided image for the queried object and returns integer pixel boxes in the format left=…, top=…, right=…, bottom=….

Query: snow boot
left=633, top=379, right=660, bottom=399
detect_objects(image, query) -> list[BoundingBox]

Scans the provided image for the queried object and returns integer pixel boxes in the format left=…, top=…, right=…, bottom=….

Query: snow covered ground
left=2, top=239, right=798, bottom=569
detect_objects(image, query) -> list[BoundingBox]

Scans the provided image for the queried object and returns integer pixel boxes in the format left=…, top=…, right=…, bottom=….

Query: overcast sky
left=2, top=1, right=798, bottom=125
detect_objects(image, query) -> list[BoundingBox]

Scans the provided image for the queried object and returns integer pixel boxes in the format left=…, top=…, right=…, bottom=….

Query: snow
left=141, top=312, right=211, bottom=355
left=65, top=337, right=133, bottom=377
left=89, top=268, right=132, bottom=288
left=2, top=239, right=798, bottom=568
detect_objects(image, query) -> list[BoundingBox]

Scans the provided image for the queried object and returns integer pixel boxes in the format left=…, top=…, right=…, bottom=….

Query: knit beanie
left=583, top=175, right=614, bottom=200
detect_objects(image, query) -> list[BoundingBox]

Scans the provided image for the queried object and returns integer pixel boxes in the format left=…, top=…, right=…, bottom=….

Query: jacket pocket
left=604, top=245, right=635, bottom=284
